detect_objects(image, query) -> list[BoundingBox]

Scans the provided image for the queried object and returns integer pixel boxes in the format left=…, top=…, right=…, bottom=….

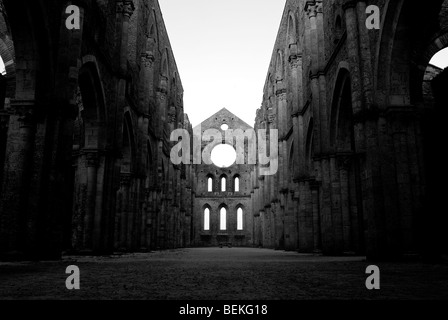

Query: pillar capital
left=289, top=54, right=301, bottom=68
left=157, top=76, right=168, bottom=96
left=86, top=152, right=99, bottom=168
left=336, top=153, right=354, bottom=170
left=141, top=52, right=155, bottom=68
left=305, top=1, right=322, bottom=18
left=342, top=0, right=360, bottom=11
left=275, top=87, right=287, bottom=100
left=120, top=173, right=132, bottom=186
left=116, top=0, right=135, bottom=18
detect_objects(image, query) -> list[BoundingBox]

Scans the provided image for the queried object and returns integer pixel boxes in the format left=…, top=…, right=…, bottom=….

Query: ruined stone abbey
left=0, top=0, right=447, bottom=261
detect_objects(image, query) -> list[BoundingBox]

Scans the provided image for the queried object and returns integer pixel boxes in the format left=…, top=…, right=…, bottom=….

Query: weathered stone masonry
left=0, top=0, right=447, bottom=262
left=251, top=0, right=448, bottom=260
left=0, top=0, right=193, bottom=259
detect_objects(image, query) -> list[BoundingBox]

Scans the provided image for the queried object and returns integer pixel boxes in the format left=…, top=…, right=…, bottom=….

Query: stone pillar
left=0, top=110, right=8, bottom=190
left=315, top=1, right=329, bottom=153
left=305, top=1, right=322, bottom=155
left=338, top=155, right=353, bottom=253
left=83, top=152, right=99, bottom=250
left=288, top=44, right=303, bottom=178
left=330, top=155, right=343, bottom=253
left=140, top=39, right=155, bottom=114
left=116, top=0, right=135, bottom=74
left=310, top=180, right=321, bottom=253
left=288, top=45, right=302, bottom=115
left=0, top=100, right=35, bottom=255
left=320, top=156, right=333, bottom=254
left=355, top=1, right=374, bottom=111
left=118, top=173, right=131, bottom=250
left=343, top=0, right=365, bottom=152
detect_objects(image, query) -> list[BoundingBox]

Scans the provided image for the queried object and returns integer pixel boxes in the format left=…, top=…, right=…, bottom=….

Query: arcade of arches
left=0, top=0, right=447, bottom=261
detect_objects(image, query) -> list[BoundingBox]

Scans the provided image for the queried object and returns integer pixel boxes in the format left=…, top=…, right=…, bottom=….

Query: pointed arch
left=305, top=118, right=314, bottom=173
left=287, top=11, right=297, bottom=46
left=236, top=204, right=244, bottom=231
left=206, top=173, right=215, bottom=192
left=78, top=60, right=108, bottom=150
left=288, top=140, right=295, bottom=179
left=233, top=175, right=240, bottom=192
left=220, top=174, right=227, bottom=192
left=218, top=204, right=228, bottom=231
left=161, top=48, right=170, bottom=78
left=121, top=111, right=136, bottom=174
left=330, top=67, right=354, bottom=152
left=275, top=50, right=284, bottom=81
left=203, top=204, right=211, bottom=231
left=145, top=139, right=154, bottom=188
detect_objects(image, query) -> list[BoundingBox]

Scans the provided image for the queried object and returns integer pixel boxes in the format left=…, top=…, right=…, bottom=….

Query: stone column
left=83, top=152, right=99, bottom=250
left=116, top=0, right=135, bottom=74
left=305, top=1, right=322, bottom=155
left=0, top=100, right=34, bottom=255
left=310, top=180, right=321, bottom=253
left=343, top=0, right=365, bottom=152
left=0, top=110, right=8, bottom=189
left=315, top=1, right=329, bottom=152
left=330, top=155, right=343, bottom=253
left=338, top=155, right=353, bottom=253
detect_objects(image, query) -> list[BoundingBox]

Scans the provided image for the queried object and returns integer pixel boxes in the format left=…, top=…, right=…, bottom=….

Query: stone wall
left=0, top=0, right=193, bottom=260
left=251, top=0, right=448, bottom=260
left=192, top=108, right=254, bottom=247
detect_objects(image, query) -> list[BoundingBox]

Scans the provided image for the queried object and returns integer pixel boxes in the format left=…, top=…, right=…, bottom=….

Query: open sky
left=158, top=0, right=287, bottom=127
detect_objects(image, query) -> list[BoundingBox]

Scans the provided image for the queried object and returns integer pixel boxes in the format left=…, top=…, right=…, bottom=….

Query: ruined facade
left=251, top=0, right=448, bottom=260
left=0, top=0, right=447, bottom=262
left=192, top=108, right=253, bottom=247
left=0, top=0, right=193, bottom=259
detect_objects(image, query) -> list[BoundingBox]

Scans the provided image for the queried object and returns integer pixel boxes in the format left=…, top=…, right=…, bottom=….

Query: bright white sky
left=159, top=0, right=287, bottom=127
left=429, top=47, right=448, bottom=69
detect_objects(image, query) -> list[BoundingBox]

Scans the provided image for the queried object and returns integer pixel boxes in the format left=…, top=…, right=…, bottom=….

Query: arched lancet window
left=287, top=13, right=297, bottom=46
left=221, top=176, right=226, bottom=192
left=237, top=208, right=243, bottom=231
left=234, top=176, right=240, bottom=192
left=207, top=177, right=213, bottom=192
left=276, top=51, right=284, bottom=81
left=0, top=55, right=6, bottom=76
left=220, top=207, right=227, bottom=231
left=204, top=208, right=210, bottom=231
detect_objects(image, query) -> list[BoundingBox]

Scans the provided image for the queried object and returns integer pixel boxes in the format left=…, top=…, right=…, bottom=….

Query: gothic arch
left=305, top=118, right=314, bottom=173
left=287, top=11, right=298, bottom=46
left=161, top=48, right=170, bottom=78
left=0, top=37, right=15, bottom=98
left=219, top=173, right=228, bottom=192
left=288, top=141, right=295, bottom=181
left=121, top=110, right=137, bottom=174
left=151, top=9, right=160, bottom=45
left=233, top=174, right=241, bottom=192
left=202, top=204, right=211, bottom=231
left=375, top=0, right=448, bottom=106
left=145, top=140, right=154, bottom=188
left=206, top=173, right=215, bottom=192
left=275, top=50, right=284, bottom=81
left=2, top=0, right=53, bottom=101
left=78, top=61, right=107, bottom=150
left=330, top=68, right=354, bottom=152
